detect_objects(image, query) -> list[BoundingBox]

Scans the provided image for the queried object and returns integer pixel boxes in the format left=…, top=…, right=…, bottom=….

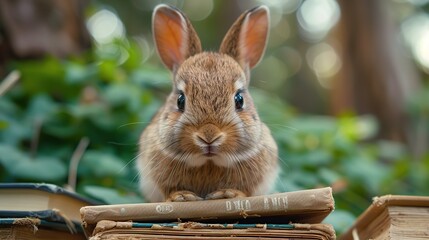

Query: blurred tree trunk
left=0, top=0, right=90, bottom=75
left=331, top=0, right=421, bottom=145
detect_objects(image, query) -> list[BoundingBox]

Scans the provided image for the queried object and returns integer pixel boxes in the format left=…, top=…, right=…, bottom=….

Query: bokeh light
left=401, top=12, right=429, bottom=72
left=297, top=0, right=340, bottom=41
left=133, top=36, right=153, bottom=63
left=306, top=43, right=341, bottom=88
left=182, top=0, right=214, bottom=21
left=238, top=0, right=302, bottom=28
left=87, top=9, right=125, bottom=44
left=253, top=55, right=289, bottom=91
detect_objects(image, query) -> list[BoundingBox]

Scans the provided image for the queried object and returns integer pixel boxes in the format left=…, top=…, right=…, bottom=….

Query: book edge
left=89, top=220, right=336, bottom=239
left=340, top=194, right=429, bottom=240
left=0, top=183, right=100, bottom=205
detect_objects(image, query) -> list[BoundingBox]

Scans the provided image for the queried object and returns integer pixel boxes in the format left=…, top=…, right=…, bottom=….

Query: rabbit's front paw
left=205, top=189, right=247, bottom=200
left=166, top=190, right=203, bottom=202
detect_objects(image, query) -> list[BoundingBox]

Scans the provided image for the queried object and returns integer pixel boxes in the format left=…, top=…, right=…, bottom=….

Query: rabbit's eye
left=177, top=92, right=185, bottom=112
left=234, top=92, right=244, bottom=111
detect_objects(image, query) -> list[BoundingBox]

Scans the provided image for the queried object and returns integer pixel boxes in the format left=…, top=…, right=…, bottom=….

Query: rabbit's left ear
left=152, top=4, right=202, bottom=72
left=219, top=6, right=269, bottom=72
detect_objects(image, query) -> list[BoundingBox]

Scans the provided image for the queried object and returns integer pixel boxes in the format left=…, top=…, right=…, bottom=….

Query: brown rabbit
left=137, top=4, right=278, bottom=202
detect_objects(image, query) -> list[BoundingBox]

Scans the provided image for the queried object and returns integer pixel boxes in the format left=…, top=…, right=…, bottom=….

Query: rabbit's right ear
left=220, top=6, right=269, bottom=73
left=152, top=5, right=202, bottom=72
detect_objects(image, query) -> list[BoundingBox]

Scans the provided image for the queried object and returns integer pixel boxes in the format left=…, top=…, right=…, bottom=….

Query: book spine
left=81, top=187, right=333, bottom=224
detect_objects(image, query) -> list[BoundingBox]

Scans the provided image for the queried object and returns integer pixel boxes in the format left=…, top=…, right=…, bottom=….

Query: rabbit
left=137, top=4, right=278, bottom=202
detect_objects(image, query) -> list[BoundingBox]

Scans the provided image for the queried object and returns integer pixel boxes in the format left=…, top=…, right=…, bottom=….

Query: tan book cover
left=88, top=220, right=336, bottom=240
left=0, top=183, right=96, bottom=223
left=81, top=187, right=335, bottom=237
left=340, top=195, right=429, bottom=240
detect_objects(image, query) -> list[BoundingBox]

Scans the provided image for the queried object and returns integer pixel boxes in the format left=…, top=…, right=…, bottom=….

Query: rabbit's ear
left=220, top=6, right=269, bottom=71
left=152, top=4, right=202, bottom=72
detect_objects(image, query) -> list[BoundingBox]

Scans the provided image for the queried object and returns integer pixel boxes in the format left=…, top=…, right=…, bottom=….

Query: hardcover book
left=0, top=217, right=85, bottom=240
left=81, top=187, right=335, bottom=239
left=340, top=195, right=429, bottom=240
left=0, top=183, right=97, bottom=239
left=88, top=220, right=336, bottom=240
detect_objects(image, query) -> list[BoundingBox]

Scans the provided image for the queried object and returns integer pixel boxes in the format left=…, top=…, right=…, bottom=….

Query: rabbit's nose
left=196, top=134, right=222, bottom=145
left=194, top=124, right=225, bottom=146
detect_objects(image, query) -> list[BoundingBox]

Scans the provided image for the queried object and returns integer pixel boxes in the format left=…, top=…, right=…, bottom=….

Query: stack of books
left=4, top=182, right=429, bottom=239
left=80, top=187, right=336, bottom=239
left=0, top=183, right=96, bottom=240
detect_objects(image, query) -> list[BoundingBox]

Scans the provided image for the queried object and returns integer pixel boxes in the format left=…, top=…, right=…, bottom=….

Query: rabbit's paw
left=205, top=189, right=247, bottom=200
left=167, top=191, right=203, bottom=202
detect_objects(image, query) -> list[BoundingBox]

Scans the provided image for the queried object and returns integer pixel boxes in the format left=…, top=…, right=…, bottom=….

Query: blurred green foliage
left=1, top=1, right=429, bottom=235
left=0, top=39, right=170, bottom=204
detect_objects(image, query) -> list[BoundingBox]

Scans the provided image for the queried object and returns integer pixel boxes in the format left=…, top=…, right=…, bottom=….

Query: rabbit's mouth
left=201, top=145, right=218, bottom=157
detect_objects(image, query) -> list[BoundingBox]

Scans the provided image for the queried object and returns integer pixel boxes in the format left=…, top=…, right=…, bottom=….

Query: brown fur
left=138, top=5, right=277, bottom=202
left=219, top=12, right=246, bottom=65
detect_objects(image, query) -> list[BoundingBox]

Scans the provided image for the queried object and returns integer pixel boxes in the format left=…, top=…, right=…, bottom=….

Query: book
left=0, top=183, right=97, bottom=239
left=88, top=220, right=336, bottom=239
left=340, top=195, right=429, bottom=240
left=0, top=217, right=85, bottom=240
left=81, top=187, right=335, bottom=238
left=0, top=183, right=97, bottom=222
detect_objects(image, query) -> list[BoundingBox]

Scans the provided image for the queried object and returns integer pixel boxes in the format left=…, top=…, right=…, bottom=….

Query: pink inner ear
left=153, top=8, right=187, bottom=71
left=239, top=9, right=269, bottom=69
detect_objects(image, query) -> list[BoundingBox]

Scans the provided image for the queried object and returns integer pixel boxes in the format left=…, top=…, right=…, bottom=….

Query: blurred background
left=0, top=0, right=428, bottom=234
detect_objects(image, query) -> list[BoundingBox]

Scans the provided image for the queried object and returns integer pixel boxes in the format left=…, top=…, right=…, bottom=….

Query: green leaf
left=98, top=60, right=119, bottom=82
left=377, top=140, right=406, bottom=160
left=26, top=94, right=58, bottom=122
left=332, top=135, right=355, bottom=154
left=339, top=115, right=378, bottom=141
left=342, top=155, right=387, bottom=194
left=0, top=117, right=31, bottom=146
left=68, top=103, right=104, bottom=118
left=104, top=83, right=141, bottom=111
left=16, top=58, right=69, bottom=96
left=44, top=121, right=80, bottom=138
left=130, top=68, right=171, bottom=89
left=10, top=156, right=67, bottom=182
left=289, top=116, right=338, bottom=135
left=0, top=98, right=19, bottom=116
left=65, top=62, right=97, bottom=84
left=122, top=40, right=143, bottom=70
left=319, top=168, right=341, bottom=185
left=0, top=99, right=30, bottom=144
left=0, top=144, right=29, bottom=173
left=289, top=171, right=319, bottom=187
left=81, top=151, right=127, bottom=177
left=301, top=149, right=332, bottom=165
left=137, top=98, right=162, bottom=124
